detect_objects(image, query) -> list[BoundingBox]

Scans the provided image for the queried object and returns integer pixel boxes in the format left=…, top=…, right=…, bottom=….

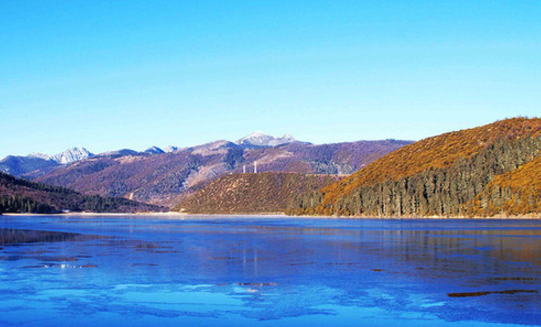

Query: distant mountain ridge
left=164, top=146, right=180, bottom=153
left=0, top=133, right=410, bottom=207
left=0, top=156, right=59, bottom=177
left=0, top=133, right=298, bottom=176
left=0, top=133, right=412, bottom=208
left=236, top=132, right=297, bottom=148
left=0, top=147, right=94, bottom=177
left=52, top=147, right=94, bottom=164
left=144, top=146, right=165, bottom=154
left=29, top=147, right=94, bottom=164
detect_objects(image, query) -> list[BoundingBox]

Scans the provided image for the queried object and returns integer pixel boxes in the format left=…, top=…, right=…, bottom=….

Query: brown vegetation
left=467, top=155, right=541, bottom=216
left=175, top=172, right=340, bottom=214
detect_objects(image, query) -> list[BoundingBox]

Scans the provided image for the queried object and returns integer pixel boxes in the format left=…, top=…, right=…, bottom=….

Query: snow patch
left=236, top=132, right=295, bottom=147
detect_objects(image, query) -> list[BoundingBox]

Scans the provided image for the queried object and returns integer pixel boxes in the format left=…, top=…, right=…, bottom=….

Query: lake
left=0, top=215, right=540, bottom=326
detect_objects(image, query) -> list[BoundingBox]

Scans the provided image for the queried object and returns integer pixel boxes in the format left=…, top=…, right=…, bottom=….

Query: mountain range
left=2, top=119, right=540, bottom=218
left=0, top=133, right=412, bottom=207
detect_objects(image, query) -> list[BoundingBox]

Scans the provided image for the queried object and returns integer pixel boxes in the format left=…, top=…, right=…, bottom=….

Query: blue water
left=0, top=215, right=540, bottom=326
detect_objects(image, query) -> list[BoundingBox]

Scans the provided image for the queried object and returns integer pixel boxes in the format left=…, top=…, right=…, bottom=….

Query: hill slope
left=0, top=172, right=165, bottom=214
left=288, top=118, right=541, bottom=217
left=174, top=172, right=340, bottom=214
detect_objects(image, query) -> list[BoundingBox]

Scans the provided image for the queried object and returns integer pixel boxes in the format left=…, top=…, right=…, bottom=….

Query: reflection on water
left=0, top=216, right=541, bottom=326
left=0, top=228, right=104, bottom=245
left=448, top=290, right=538, bottom=297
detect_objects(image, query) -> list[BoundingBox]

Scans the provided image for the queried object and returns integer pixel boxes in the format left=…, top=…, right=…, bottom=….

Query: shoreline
left=1, top=212, right=540, bottom=220
left=0, top=212, right=288, bottom=219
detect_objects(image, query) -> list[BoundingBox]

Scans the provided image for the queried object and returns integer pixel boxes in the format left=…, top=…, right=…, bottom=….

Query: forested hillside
left=0, top=172, right=165, bottom=214
left=287, top=118, right=541, bottom=217
left=467, top=154, right=541, bottom=216
left=174, top=172, right=340, bottom=214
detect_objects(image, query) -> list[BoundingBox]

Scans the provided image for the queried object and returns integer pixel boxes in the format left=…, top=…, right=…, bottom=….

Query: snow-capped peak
left=28, top=153, right=53, bottom=161
left=144, top=146, right=164, bottom=154
left=164, top=146, right=179, bottom=153
left=235, top=132, right=296, bottom=147
left=244, top=131, right=267, bottom=138
left=52, top=147, right=94, bottom=164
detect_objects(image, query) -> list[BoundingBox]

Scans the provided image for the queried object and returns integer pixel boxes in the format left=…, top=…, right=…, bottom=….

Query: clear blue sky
left=1, top=1, right=540, bottom=158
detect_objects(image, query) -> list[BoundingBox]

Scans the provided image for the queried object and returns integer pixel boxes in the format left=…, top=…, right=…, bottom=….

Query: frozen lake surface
left=0, top=215, right=540, bottom=326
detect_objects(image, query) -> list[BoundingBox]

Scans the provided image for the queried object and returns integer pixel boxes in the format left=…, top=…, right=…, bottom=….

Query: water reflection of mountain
left=131, top=224, right=541, bottom=280
left=114, top=222, right=541, bottom=325
left=168, top=223, right=541, bottom=325
left=0, top=228, right=103, bottom=245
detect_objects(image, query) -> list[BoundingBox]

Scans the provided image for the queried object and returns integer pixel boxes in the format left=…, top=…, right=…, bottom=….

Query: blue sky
left=1, top=1, right=540, bottom=158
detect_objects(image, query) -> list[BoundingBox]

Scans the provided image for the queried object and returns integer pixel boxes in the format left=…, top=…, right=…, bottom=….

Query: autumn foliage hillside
left=291, top=117, right=541, bottom=217
left=467, top=155, right=541, bottom=217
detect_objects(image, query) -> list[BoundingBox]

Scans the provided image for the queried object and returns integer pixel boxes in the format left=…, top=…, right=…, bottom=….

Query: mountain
left=236, top=132, right=296, bottom=148
left=31, top=139, right=410, bottom=207
left=0, top=147, right=94, bottom=177
left=174, top=172, right=340, bottom=214
left=144, top=146, right=165, bottom=155
left=0, top=172, right=165, bottom=214
left=164, top=146, right=180, bottom=153
left=52, top=147, right=93, bottom=164
left=96, top=149, right=141, bottom=158
left=0, top=156, right=59, bottom=177
left=28, top=153, right=53, bottom=160
left=32, top=142, right=238, bottom=207
left=244, top=139, right=410, bottom=175
left=288, top=117, right=541, bottom=218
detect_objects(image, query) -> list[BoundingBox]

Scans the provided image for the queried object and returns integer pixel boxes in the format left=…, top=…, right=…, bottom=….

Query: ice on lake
left=0, top=215, right=540, bottom=326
